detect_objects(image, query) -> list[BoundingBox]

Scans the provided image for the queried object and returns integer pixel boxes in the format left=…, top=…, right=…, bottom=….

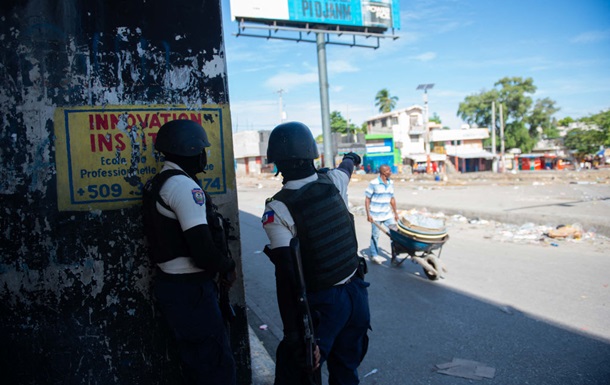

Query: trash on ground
left=436, top=358, right=496, bottom=380
left=351, top=207, right=606, bottom=247
left=363, top=368, right=378, bottom=378
left=258, top=324, right=268, bottom=330
left=546, top=224, right=583, bottom=239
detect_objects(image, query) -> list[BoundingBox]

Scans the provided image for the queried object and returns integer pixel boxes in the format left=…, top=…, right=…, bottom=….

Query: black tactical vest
left=142, top=170, right=190, bottom=264
left=272, top=174, right=359, bottom=291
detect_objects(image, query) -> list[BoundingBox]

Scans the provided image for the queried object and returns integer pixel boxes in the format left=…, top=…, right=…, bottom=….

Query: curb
left=249, top=325, right=275, bottom=385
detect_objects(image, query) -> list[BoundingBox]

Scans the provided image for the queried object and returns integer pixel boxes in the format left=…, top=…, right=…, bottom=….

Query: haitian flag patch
left=262, top=210, right=275, bottom=225
left=192, top=188, right=205, bottom=206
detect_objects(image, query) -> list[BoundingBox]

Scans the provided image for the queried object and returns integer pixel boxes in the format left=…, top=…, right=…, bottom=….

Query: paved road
left=240, top=170, right=610, bottom=385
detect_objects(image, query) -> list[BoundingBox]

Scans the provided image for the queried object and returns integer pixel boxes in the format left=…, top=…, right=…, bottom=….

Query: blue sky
left=221, top=0, right=610, bottom=136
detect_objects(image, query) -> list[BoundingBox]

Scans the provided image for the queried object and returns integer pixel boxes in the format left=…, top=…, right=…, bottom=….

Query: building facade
left=233, top=130, right=272, bottom=175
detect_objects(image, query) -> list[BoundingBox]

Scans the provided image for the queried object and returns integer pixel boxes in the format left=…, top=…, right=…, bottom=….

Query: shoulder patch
left=262, top=210, right=275, bottom=225
left=192, top=188, right=205, bottom=206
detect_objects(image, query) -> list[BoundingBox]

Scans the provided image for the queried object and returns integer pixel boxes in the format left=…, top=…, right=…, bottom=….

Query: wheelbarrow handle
left=372, top=221, right=391, bottom=237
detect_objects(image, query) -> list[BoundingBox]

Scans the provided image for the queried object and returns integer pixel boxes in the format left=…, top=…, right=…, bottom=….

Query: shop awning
left=404, top=153, right=447, bottom=162
left=446, top=150, right=496, bottom=160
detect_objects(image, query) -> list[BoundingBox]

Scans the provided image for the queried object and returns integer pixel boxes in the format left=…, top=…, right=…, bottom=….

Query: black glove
left=342, top=152, right=361, bottom=167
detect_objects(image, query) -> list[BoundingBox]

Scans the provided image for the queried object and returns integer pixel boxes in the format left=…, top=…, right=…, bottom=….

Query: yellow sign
left=54, top=105, right=232, bottom=211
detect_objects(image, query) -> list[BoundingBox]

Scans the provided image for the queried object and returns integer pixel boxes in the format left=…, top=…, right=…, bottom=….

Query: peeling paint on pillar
left=0, top=1, right=250, bottom=384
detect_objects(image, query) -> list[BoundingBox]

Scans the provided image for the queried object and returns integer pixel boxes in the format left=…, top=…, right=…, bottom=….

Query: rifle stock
left=289, top=237, right=317, bottom=373
left=219, top=273, right=236, bottom=324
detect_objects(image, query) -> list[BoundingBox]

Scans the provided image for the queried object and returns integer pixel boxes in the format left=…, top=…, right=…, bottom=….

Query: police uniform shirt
left=156, top=161, right=207, bottom=275
left=262, top=169, right=355, bottom=284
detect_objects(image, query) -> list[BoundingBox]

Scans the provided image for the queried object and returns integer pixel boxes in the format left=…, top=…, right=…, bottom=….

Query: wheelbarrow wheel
left=423, top=257, right=440, bottom=281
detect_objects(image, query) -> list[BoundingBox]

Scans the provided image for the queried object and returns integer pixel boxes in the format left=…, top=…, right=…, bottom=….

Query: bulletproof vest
left=142, top=170, right=191, bottom=263
left=272, top=174, right=359, bottom=291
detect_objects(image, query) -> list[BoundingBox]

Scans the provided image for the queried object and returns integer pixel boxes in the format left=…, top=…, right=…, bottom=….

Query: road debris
left=547, top=224, right=583, bottom=239
left=435, top=358, right=496, bottom=380
left=363, top=368, right=378, bottom=378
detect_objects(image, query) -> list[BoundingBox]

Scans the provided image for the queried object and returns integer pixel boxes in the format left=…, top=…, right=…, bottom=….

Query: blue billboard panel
left=230, top=0, right=400, bottom=31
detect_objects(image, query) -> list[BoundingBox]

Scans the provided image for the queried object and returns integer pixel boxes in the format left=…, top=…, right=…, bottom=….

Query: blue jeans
left=370, top=218, right=396, bottom=257
left=154, top=278, right=236, bottom=385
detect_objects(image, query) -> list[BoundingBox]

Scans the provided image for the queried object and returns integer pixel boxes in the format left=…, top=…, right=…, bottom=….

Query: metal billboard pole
left=317, top=32, right=333, bottom=167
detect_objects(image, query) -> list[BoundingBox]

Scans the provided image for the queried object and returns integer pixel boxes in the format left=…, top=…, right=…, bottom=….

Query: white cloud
left=413, top=52, right=437, bottom=62
left=570, top=29, right=610, bottom=44
left=328, top=60, right=359, bottom=74
left=264, top=71, right=319, bottom=91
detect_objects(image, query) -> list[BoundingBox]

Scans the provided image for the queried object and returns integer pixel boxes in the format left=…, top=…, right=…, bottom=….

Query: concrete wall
left=0, top=1, right=250, bottom=383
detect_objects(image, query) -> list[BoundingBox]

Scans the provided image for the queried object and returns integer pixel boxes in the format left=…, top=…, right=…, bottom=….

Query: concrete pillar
left=0, top=1, right=249, bottom=383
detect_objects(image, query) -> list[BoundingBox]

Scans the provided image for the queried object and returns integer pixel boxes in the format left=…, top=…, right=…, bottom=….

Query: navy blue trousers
left=275, top=277, right=371, bottom=385
left=154, top=278, right=236, bottom=385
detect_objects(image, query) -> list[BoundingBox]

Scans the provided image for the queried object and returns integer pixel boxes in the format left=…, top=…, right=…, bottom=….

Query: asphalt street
left=241, top=169, right=610, bottom=385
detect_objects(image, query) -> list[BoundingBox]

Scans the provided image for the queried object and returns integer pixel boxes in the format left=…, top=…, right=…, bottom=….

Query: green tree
left=558, top=116, right=574, bottom=127
left=457, top=76, right=559, bottom=153
left=429, top=112, right=442, bottom=124
left=564, top=128, right=603, bottom=155
left=580, top=109, right=610, bottom=146
left=563, top=109, right=610, bottom=157
left=330, top=111, right=359, bottom=134
left=374, top=88, right=398, bottom=113
left=528, top=97, right=560, bottom=139
left=361, top=122, right=368, bottom=134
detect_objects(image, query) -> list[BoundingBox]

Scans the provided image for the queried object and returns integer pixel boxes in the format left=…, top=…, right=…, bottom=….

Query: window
left=409, top=114, right=418, bottom=127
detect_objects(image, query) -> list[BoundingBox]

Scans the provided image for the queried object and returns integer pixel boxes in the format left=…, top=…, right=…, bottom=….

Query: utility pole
left=417, top=83, right=435, bottom=173
left=277, top=89, right=285, bottom=123
left=499, top=103, right=505, bottom=173
left=492, top=101, right=497, bottom=172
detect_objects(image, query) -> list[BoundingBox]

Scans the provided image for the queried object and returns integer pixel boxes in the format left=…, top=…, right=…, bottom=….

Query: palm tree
left=374, top=88, right=398, bottom=113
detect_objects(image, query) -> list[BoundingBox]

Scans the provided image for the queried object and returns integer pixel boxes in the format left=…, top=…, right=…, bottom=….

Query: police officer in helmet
left=262, top=121, right=370, bottom=385
left=143, top=119, right=236, bottom=385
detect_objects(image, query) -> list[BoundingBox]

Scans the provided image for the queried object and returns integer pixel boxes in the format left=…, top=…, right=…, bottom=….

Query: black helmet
left=154, top=119, right=211, bottom=156
left=267, top=121, right=319, bottom=163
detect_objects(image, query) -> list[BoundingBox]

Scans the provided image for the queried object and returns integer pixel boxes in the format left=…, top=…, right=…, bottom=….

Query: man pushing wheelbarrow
left=365, top=165, right=448, bottom=280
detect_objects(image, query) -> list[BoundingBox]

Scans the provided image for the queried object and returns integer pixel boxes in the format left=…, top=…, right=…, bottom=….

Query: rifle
left=289, top=237, right=317, bottom=374
left=205, top=190, right=236, bottom=325
left=218, top=215, right=236, bottom=325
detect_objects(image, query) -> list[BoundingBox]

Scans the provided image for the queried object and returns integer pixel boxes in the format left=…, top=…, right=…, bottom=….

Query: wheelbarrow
left=373, top=221, right=449, bottom=280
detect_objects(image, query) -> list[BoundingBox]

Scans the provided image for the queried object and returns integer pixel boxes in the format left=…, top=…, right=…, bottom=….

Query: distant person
left=365, top=164, right=399, bottom=264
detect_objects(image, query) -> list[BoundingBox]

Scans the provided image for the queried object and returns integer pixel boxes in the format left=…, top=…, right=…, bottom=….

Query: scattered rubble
left=435, top=358, right=496, bottom=380
left=350, top=206, right=608, bottom=247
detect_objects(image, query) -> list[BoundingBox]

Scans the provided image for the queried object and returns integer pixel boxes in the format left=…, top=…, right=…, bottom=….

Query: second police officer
left=261, top=121, right=370, bottom=385
left=142, top=119, right=236, bottom=385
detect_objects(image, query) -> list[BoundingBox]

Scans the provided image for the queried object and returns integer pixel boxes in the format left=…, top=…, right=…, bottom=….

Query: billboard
left=230, top=0, right=400, bottom=31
